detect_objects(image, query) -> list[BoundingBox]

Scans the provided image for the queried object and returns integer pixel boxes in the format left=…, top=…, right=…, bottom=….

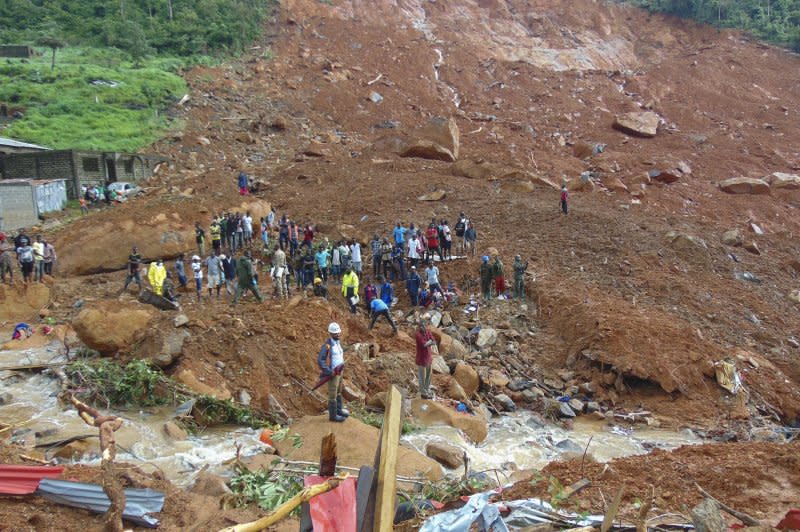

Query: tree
left=36, top=36, right=65, bottom=70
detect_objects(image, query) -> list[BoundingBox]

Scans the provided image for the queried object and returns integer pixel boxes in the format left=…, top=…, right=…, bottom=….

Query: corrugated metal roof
left=0, top=178, right=66, bottom=185
left=0, top=136, right=51, bottom=150
left=0, top=464, right=65, bottom=495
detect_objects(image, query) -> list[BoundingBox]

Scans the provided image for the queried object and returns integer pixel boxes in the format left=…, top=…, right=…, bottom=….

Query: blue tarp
left=37, top=478, right=165, bottom=528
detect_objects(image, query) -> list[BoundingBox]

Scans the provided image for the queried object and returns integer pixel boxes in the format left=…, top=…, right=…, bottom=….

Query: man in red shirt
left=425, top=224, right=440, bottom=263
left=415, top=320, right=436, bottom=399
left=302, top=224, right=314, bottom=250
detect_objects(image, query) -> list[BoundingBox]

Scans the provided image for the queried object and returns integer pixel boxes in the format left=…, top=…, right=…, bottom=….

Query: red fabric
left=426, top=228, right=439, bottom=248
left=0, top=464, right=64, bottom=495
left=415, top=330, right=433, bottom=366
left=304, top=475, right=357, bottom=532
left=303, top=227, right=314, bottom=242
left=560, top=190, right=568, bottom=202
left=495, top=276, right=505, bottom=293
left=777, top=509, right=800, bottom=530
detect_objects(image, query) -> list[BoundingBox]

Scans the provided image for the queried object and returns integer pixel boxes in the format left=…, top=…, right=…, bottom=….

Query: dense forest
left=625, top=0, right=800, bottom=50
left=0, top=0, right=274, bottom=57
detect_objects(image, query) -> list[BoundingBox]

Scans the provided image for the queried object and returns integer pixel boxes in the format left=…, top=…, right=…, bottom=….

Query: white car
left=107, top=182, right=141, bottom=198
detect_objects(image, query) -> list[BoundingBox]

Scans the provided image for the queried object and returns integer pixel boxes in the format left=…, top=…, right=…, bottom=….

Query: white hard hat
left=328, top=322, right=341, bottom=334
left=192, top=255, right=200, bottom=261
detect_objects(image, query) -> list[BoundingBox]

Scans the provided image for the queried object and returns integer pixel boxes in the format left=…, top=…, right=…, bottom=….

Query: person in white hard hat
left=317, top=322, right=349, bottom=422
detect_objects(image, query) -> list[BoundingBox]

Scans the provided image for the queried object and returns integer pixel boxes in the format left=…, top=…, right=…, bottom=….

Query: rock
left=428, top=311, right=443, bottom=328
left=151, top=329, right=190, bottom=368
left=342, top=384, right=365, bottom=402
left=416, top=116, right=460, bottom=160
left=190, top=472, right=232, bottom=497
left=613, top=111, right=660, bottom=137
left=749, top=222, right=764, bottom=235
left=368, top=91, right=383, bottom=103
left=769, top=172, right=800, bottom=189
left=579, top=382, right=595, bottom=395
left=431, top=356, right=450, bottom=374
left=174, top=314, right=190, bottom=327
left=453, top=363, right=480, bottom=396
left=557, top=370, right=575, bottom=381
left=54, top=439, right=95, bottom=460
left=410, top=399, right=488, bottom=443
left=718, top=177, right=771, bottom=195
left=744, top=241, right=761, bottom=255
left=72, top=302, right=154, bottom=354
left=271, top=115, right=289, bottom=130
left=0, top=283, right=50, bottom=323
left=555, top=439, right=583, bottom=453
left=691, top=498, right=725, bottom=532
left=367, top=391, right=387, bottom=409
left=447, top=379, right=469, bottom=401
left=475, top=403, right=493, bottom=422
left=487, top=370, right=509, bottom=388
left=417, top=189, right=447, bottom=201
left=426, top=441, right=465, bottom=469
left=175, top=368, right=231, bottom=400
left=568, top=398, right=585, bottom=413
left=402, top=140, right=455, bottom=162
left=163, top=421, right=188, bottom=440
left=476, top=328, right=497, bottom=348
left=521, top=389, right=539, bottom=402
left=649, top=168, right=680, bottom=184
left=239, top=389, right=252, bottom=406
left=0, top=392, right=12, bottom=405
left=586, top=401, right=601, bottom=413
left=451, top=160, right=497, bottom=179
left=560, top=403, right=577, bottom=418
left=788, top=290, right=800, bottom=304
left=602, top=176, right=629, bottom=193
left=494, top=393, right=516, bottom=412
left=722, top=229, right=744, bottom=247
left=433, top=331, right=468, bottom=360
left=665, top=231, right=707, bottom=253
left=568, top=173, right=595, bottom=192
left=500, top=180, right=536, bottom=194
left=440, top=312, right=453, bottom=327
left=508, top=379, right=534, bottom=392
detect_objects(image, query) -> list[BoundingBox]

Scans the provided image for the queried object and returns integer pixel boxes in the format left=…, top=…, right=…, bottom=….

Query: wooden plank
left=373, top=385, right=402, bottom=532
left=563, top=478, right=591, bottom=500
left=601, top=485, right=625, bottom=532
left=355, top=466, right=375, bottom=532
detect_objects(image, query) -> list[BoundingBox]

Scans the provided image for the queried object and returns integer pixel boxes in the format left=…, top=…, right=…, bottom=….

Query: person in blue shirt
left=315, top=247, right=330, bottom=282
left=368, top=297, right=397, bottom=333
left=406, top=266, right=421, bottom=306
left=379, top=276, right=393, bottom=307
left=392, top=222, right=407, bottom=247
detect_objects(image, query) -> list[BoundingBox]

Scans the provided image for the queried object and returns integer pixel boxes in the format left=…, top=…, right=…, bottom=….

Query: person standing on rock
left=560, top=184, right=569, bottom=215
left=441, top=220, right=452, bottom=261
left=272, top=244, right=288, bottom=300
left=454, top=212, right=468, bottom=255
left=415, top=320, right=435, bottom=399
left=0, top=238, right=14, bottom=284
left=318, top=322, right=349, bottom=422
left=243, top=211, right=253, bottom=247
left=331, top=241, right=341, bottom=283
left=480, top=255, right=493, bottom=300
left=195, top=221, right=206, bottom=257
left=315, top=245, right=330, bottom=283
left=407, top=231, right=422, bottom=270
left=342, top=266, right=359, bottom=314
left=425, top=223, right=440, bottom=263
left=174, top=254, right=188, bottom=291
left=220, top=254, right=236, bottom=297
left=123, top=246, right=143, bottom=292
left=379, top=237, right=392, bottom=277
left=233, top=250, right=263, bottom=305
left=406, top=266, right=422, bottom=306
left=368, top=297, right=398, bottom=334
left=513, top=255, right=528, bottom=300
left=147, top=259, right=167, bottom=296
left=191, top=255, right=203, bottom=303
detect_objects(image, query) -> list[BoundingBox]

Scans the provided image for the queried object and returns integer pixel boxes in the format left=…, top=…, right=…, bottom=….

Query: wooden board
left=373, top=385, right=401, bottom=532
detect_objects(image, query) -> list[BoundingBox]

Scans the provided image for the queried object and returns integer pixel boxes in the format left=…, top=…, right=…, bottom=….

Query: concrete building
left=1, top=150, right=166, bottom=199
left=0, top=179, right=67, bottom=231
left=0, top=136, right=51, bottom=155
left=0, top=45, right=35, bottom=58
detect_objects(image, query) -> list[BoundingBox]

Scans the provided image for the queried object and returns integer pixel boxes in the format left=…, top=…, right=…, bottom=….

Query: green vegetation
left=229, top=467, right=308, bottom=513
left=65, top=357, right=277, bottom=427
left=622, top=0, right=800, bottom=51
left=349, top=405, right=422, bottom=435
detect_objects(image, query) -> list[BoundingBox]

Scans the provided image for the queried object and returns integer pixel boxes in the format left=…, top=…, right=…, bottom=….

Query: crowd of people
left=0, top=230, right=57, bottom=285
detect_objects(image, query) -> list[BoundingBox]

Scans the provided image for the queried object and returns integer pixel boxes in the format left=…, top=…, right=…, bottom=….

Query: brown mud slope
left=504, top=441, right=800, bottom=525
left=44, top=0, right=800, bottom=427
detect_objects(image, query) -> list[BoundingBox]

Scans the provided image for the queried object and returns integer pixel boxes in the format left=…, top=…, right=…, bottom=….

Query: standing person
left=289, top=221, right=299, bottom=257
left=391, top=244, right=406, bottom=282
left=195, top=222, right=206, bottom=257
left=368, top=297, right=398, bottom=333
left=272, top=245, right=288, bottom=300
left=243, top=211, right=253, bottom=247
left=279, top=215, right=289, bottom=251
left=147, top=260, right=167, bottom=296
left=407, top=232, right=422, bottom=270
left=415, top=320, right=435, bottom=398
left=174, top=254, right=188, bottom=291
left=302, top=223, right=314, bottom=250
left=425, top=223, right=440, bottom=262
left=317, top=322, right=348, bottom=422
left=441, top=220, right=452, bottom=261
left=206, top=252, right=223, bottom=299
left=315, top=246, right=330, bottom=282
left=234, top=214, right=244, bottom=252
left=493, top=256, right=506, bottom=298
left=0, top=239, right=13, bottom=284
left=233, top=250, right=263, bottom=305
left=191, top=255, right=203, bottom=303
left=379, top=276, right=394, bottom=308
left=393, top=222, right=407, bottom=248
left=42, top=239, right=56, bottom=277
left=454, top=212, right=468, bottom=255
left=123, top=246, right=143, bottom=292
left=380, top=238, right=392, bottom=277
left=221, top=253, right=237, bottom=297
left=480, top=256, right=493, bottom=300
left=32, top=235, right=45, bottom=282
left=237, top=171, right=249, bottom=195
left=363, top=277, right=378, bottom=312
left=260, top=217, right=269, bottom=250
left=338, top=240, right=351, bottom=272
left=341, top=267, right=359, bottom=314
left=370, top=234, right=382, bottom=277
left=210, top=219, right=222, bottom=254
left=425, top=261, right=442, bottom=295
left=302, top=249, right=315, bottom=288
left=560, top=184, right=569, bottom=215
left=406, top=266, right=422, bottom=307
left=513, top=255, right=528, bottom=300
left=267, top=207, right=276, bottom=230
left=79, top=197, right=89, bottom=215
left=350, top=239, right=362, bottom=275
left=465, top=222, right=477, bottom=257
left=16, top=239, right=35, bottom=285
left=331, top=242, right=341, bottom=282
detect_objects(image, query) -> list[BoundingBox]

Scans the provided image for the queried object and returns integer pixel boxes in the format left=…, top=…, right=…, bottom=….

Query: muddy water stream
left=3, top=343, right=698, bottom=487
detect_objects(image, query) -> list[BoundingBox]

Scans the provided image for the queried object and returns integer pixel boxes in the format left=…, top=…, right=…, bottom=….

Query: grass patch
left=349, top=404, right=422, bottom=435
left=1, top=47, right=187, bottom=151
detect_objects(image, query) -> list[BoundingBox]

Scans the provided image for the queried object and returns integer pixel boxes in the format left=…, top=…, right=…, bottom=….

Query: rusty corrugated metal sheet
left=0, top=464, right=64, bottom=495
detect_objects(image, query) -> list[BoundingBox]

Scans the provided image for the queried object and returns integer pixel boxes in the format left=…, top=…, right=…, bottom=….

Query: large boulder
left=401, top=140, right=455, bottom=162
left=453, top=363, right=480, bottom=396
left=769, top=172, right=800, bottom=190
left=0, top=283, right=49, bottom=322
left=451, top=160, right=497, bottom=179
left=72, top=301, right=154, bottom=353
left=613, top=111, right=660, bottom=137
left=718, top=177, right=770, bottom=195
left=410, top=399, right=487, bottom=443
left=272, top=415, right=442, bottom=481
left=417, top=117, right=460, bottom=160
left=426, top=441, right=465, bottom=469
left=432, top=330, right=468, bottom=360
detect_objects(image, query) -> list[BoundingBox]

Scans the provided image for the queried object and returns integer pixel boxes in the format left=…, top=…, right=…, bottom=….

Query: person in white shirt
left=317, top=322, right=349, bottom=422
left=350, top=239, right=362, bottom=274
left=243, top=212, right=253, bottom=246
left=407, top=233, right=422, bottom=269
left=191, top=255, right=203, bottom=303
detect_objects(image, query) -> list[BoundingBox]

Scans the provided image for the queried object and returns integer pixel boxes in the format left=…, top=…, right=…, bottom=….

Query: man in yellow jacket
left=341, top=267, right=359, bottom=314
left=148, top=260, right=167, bottom=296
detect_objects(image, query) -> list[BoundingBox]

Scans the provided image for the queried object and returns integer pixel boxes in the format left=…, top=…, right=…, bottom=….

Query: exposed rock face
left=402, top=140, right=455, bottom=162
left=769, top=172, right=800, bottom=189
left=453, top=362, right=480, bottom=396
left=613, top=111, right=660, bottom=137
left=410, top=399, right=488, bottom=443
left=72, top=301, right=154, bottom=354
left=0, top=283, right=49, bottom=322
left=718, top=177, right=770, bottom=195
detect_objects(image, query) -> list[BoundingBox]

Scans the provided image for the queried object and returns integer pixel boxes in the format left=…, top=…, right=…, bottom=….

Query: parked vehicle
left=107, top=182, right=141, bottom=198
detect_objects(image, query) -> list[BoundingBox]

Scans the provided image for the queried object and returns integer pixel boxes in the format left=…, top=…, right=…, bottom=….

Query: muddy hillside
left=3, top=0, right=800, bottom=529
